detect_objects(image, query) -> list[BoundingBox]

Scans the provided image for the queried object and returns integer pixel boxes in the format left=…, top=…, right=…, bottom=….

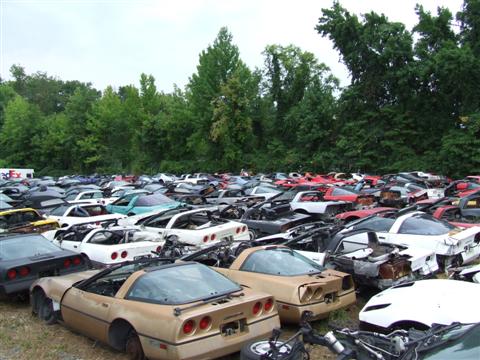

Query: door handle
left=378, top=236, right=385, bottom=239
left=73, top=245, right=78, bottom=248
left=102, top=303, right=109, bottom=308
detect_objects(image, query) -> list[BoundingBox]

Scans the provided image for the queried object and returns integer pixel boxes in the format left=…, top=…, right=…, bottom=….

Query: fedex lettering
left=0, top=170, right=22, bottom=179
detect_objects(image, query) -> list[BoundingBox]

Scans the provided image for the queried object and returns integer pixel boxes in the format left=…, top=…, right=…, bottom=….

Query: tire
left=248, top=228, right=259, bottom=240
left=125, top=331, right=145, bottom=360
left=240, top=340, right=295, bottom=360
left=38, top=292, right=57, bottom=325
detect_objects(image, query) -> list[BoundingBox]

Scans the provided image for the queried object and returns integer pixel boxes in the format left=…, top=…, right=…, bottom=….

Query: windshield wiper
left=173, top=291, right=244, bottom=316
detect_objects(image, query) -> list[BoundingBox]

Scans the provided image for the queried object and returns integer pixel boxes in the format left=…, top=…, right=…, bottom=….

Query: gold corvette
left=201, top=245, right=357, bottom=323
left=0, top=208, right=59, bottom=233
left=30, top=259, right=279, bottom=360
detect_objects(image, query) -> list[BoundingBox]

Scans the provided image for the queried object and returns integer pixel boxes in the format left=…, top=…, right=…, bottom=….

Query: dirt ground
left=0, top=297, right=364, bottom=360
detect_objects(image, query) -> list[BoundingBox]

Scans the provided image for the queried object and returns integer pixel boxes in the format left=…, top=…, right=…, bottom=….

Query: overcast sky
left=1, top=0, right=464, bottom=92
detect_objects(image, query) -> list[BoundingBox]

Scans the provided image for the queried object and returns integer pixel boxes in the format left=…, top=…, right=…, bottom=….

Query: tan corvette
left=30, top=259, right=280, bottom=360
left=188, top=245, right=357, bottom=323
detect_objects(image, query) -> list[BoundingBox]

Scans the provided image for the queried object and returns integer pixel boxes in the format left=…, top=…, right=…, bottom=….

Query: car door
left=461, top=196, right=480, bottom=219
left=61, top=286, right=113, bottom=343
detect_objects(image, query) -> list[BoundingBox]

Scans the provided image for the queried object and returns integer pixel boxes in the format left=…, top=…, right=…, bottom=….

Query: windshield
left=240, top=248, right=325, bottom=276
left=48, top=204, right=71, bottom=216
left=420, top=323, right=480, bottom=360
left=398, top=214, right=455, bottom=235
left=127, top=263, right=241, bottom=304
left=135, top=194, right=176, bottom=207
left=351, top=216, right=396, bottom=232
left=0, top=235, right=61, bottom=260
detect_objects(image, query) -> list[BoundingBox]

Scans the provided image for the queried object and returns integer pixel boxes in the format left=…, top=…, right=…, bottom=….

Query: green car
left=106, top=193, right=182, bottom=215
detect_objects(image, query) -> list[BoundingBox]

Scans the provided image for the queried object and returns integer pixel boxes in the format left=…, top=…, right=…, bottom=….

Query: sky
left=1, top=0, right=464, bottom=92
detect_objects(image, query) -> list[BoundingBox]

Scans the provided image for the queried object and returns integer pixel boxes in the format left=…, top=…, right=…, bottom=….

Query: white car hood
left=360, top=279, right=480, bottom=328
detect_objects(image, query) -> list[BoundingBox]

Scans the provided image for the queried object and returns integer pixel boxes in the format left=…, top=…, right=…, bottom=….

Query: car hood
left=360, top=279, right=480, bottom=328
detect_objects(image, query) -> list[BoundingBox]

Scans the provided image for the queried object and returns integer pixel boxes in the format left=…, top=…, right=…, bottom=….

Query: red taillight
left=203, top=235, right=209, bottom=243
left=18, top=267, right=30, bottom=277
left=252, top=301, right=262, bottom=315
left=111, top=252, right=118, bottom=260
left=72, top=257, right=82, bottom=266
left=264, top=298, right=273, bottom=312
left=63, top=259, right=71, bottom=268
left=183, top=320, right=195, bottom=334
left=236, top=227, right=241, bottom=234
left=121, top=251, right=128, bottom=259
left=242, top=226, right=247, bottom=232
left=156, top=245, right=162, bottom=252
left=210, top=234, right=216, bottom=241
left=7, top=269, right=17, bottom=280
left=199, top=316, right=211, bottom=330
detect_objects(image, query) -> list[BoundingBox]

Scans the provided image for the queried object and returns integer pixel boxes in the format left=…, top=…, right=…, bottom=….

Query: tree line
left=1, top=1, right=479, bottom=178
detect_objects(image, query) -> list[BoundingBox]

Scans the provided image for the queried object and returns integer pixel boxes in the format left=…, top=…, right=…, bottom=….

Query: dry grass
left=0, top=297, right=363, bottom=360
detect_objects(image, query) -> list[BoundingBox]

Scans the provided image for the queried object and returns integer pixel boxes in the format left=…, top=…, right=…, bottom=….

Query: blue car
left=106, top=193, right=182, bottom=215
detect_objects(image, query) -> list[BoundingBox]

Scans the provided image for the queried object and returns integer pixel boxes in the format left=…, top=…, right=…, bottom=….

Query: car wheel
left=240, top=340, right=295, bottom=360
left=125, top=331, right=145, bottom=360
left=248, top=229, right=258, bottom=240
left=38, top=293, right=57, bottom=325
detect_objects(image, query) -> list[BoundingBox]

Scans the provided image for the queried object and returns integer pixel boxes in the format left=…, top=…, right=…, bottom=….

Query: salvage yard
left=0, top=298, right=364, bottom=359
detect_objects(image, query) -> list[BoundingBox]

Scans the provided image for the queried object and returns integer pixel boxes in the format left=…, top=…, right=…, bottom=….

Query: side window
left=80, top=193, right=93, bottom=200
left=114, top=195, right=134, bottom=206
left=21, top=211, right=41, bottom=223
left=92, top=192, right=103, bottom=199
left=65, top=193, right=78, bottom=201
left=465, top=198, right=480, bottom=209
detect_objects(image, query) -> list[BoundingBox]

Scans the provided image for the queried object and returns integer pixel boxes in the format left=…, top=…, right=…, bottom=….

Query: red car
left=322, top=187, right=376, bottom=207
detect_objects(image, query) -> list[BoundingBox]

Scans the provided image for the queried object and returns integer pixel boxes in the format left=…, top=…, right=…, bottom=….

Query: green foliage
left=1, top=2, right=480, bottom=177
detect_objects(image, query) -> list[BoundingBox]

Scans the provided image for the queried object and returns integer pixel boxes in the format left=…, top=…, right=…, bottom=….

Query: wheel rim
left=249, top=341, right=292, bottom=356
left=248, top=229, right=257, bottom=240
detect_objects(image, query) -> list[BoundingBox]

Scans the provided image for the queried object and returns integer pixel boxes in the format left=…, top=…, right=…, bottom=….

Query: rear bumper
left=141, top=313, right=280, bottom=360
left=277, top=289, right=356, bottom=323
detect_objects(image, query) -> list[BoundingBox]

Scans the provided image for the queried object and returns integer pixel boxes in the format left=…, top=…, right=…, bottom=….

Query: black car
left=0, top=233, right=88, bottom=297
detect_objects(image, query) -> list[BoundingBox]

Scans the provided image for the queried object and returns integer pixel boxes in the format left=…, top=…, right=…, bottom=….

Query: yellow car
left=0, top=208, right=59, bottom=233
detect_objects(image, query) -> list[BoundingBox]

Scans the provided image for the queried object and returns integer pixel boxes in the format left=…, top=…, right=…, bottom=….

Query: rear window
left=127, top=263, right=240, bottom=304
left=135, top=194, right=175, bottom=207
left=332, top=188, right=357, bottom=196
left=351, top=216, right=395, bottom=232
left=398, top=214, right=455, bottom=235
left=0, top=235, right=61, bottom=260
left=240, top=248, right=325, bottom=276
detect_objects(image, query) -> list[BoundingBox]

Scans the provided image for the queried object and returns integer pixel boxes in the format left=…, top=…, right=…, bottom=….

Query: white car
left=119, top=207, right=249, bottom=247
left=359, top=279, right=480, bottom=332
left=46, top=203, right=126, bottom=227
left=345, top=211, right=480, bottom=268
left=290, top=191, right=353, bottom=217
left=52, top=225, right=164, bottom=266
left=64, top=190, right=105, bottom=204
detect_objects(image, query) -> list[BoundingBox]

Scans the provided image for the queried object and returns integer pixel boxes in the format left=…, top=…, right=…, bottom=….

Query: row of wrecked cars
left=1, top=170, right=480, bottom=360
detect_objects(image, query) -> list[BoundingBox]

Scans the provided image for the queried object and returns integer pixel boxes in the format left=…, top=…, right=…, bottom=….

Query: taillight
left=7, top=269, right=17, bottom=280
left=236, top=227, right=241, bottom=234
left=72, top=257, right=82, bottom=266
left=252, top=301, right=262, bottom=315
left=242, top=226, right=247, bottom=232
left=199, top=316, right=211, bottom=330
left=111, top=252, right=118, bottom=260
left=63, top=259, right=71, bottom=268
left=19, top=266, right=30, bottom=277
left=203, top=235, right=208, bottom=243
left=264, top=298, right=273, bottom=312
left=183, top=320, right=195, bottom=334
left=121, top=251, right=128, bottom=258
left=156, top=245, right=162, bottom=252
left=210, top=234, right=216, bottom=241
